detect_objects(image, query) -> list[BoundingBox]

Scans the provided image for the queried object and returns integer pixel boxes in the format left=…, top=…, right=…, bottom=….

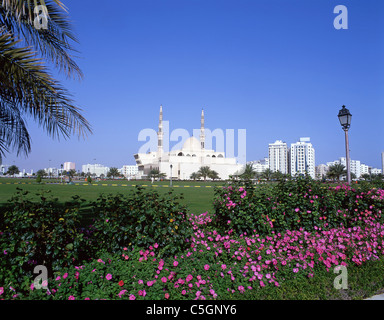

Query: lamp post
left=170, top=164, right=173, bottom=187
left=338, top=105, right=352, bottom=184
left=60, top=164, right=63, bottom=183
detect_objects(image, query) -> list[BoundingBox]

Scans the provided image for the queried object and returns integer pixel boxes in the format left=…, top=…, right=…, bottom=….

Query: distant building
left=315, top=164, right=329, bottom=179
left=360, top=163, right=370, bottom=176
left=120, top=165, right=139, bottom=178
left=82, top=164, right=109, bottom=177
left=247, top=158, right=269, bottom=173
left=371, top=168, right=382, bottom=175
left=64, top=162, right=76, bottom=171
left=268, top=140, right=288, bottom=174
left=134, top=106, right=243, bottom=180
left=289, top=137, right=316, bottom=179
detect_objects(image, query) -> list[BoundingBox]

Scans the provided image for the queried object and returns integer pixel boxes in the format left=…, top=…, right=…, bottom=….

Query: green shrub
left=0, top=188, right=88, bottom=287
left=89, top=186, right=193, bottom=256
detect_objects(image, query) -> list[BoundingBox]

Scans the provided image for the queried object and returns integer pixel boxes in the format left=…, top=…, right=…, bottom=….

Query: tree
left=208, top=170, right=220, bottom=181
left=6, top=164, right=19, bottom=176
left=148, top=168, right=166, bottom=180
left=0, top=0, right=92, bottom=161
left=35, top=169, right=47, bottom=179
left=190, top=172, right=200, bottom=181
left=197, top=166, right=212, bottom=182
left=107, top=167, right=120, bottom=180
left=327, top=163, right=346, bottom=181
left=260, top=168, right=273, bottom=181
left=239, top=163, right=256, bottom=180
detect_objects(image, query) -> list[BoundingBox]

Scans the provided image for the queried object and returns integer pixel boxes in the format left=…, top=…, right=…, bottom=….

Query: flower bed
left=3, top=210, right=383, bottom=300
left=1, top=179, right=384, bottom=300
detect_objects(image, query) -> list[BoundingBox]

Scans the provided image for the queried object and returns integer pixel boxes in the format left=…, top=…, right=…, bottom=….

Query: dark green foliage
left=88, top=186, right=193, bottom=255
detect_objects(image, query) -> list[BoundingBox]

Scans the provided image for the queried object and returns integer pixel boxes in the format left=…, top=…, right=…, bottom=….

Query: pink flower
left=129, top=294, right=136, bottom=300
left=173, top=261, right=179, bottom=267
left=147, top=280, right=154, bottom=287
left=138, top=279, right=144, bottom=285
left=106, top=274, right=112, bottom=280
left=186, top=274, right=193, bottom=282
left=138, top=290, right=147, bottom=297
left=181, top=290, right=186, bottom=295
left=63, top=273, right=68, bottom=279
left=295, top=208, right=300, bottom=212
left=204, top=264, right=210, bottom=271
left=221, top=264, right=227, bottom=270
left=68, top=295, right=75, bottom=300
left=0, top=287, right=3, bottom=295
left=118, top=290, right=127, bottom=298
left=165, top=293, right=170, bottom=299
left=161, top=277, right=167, bottom=283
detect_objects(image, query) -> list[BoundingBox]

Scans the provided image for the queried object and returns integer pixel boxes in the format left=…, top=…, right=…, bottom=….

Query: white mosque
left=134, top=106, right=244, bottom=180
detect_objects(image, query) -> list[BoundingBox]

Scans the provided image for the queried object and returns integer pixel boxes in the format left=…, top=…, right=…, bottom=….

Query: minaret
left=200, top=108, right=205, bottom=150
left=157, top=105, right=163, bottom=156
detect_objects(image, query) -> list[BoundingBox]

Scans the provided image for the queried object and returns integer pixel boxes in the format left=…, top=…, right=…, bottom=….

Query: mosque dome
left=182, top=137, right=201, bottom=151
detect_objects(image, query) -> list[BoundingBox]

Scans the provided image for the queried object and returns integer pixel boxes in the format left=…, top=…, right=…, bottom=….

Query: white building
left=315, top=164, right=329, bottom=179
left=134, top=106, right=243, bottom=180
left=371, top=168, right=382, bottom=175
left=82, top=164, right=109, bottom=177
left=268, top=140, right=288, bottom=174
left=120, top=165, right=139, bottom=178
left=248, top=158, right=269, bottom=173
left=289, top=137, right=316, bottom=179
left=64, top=162, right=76, bottom=171
left=360, top=163, right=370, bottom=176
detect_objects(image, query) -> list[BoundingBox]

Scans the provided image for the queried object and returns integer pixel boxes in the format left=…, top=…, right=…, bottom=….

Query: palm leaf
left=0, top=29, right=91, bottom=158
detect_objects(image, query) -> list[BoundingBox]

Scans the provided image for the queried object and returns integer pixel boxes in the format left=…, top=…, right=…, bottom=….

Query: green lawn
left=0, top=177, right=222, bottom=215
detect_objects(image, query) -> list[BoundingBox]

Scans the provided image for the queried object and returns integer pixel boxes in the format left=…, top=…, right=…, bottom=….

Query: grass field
left=0, top=177, right=224, bottom=215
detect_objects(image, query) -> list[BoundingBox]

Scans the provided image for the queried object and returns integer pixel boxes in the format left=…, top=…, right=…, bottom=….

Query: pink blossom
left=106, top=274, right=112, bottom=280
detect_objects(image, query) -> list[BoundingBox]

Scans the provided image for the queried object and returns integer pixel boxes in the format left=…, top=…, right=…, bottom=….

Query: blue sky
left=4, top=0, right=384, bottom=171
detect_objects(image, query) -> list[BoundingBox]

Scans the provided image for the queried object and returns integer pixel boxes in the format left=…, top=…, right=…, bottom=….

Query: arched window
left=218, top=154, right=224, bottom=158
left=212, top=155, right=216, bottom=158
left=186, top=154, right=191, bottom=157
left=178, top=152, right=184, bottom=156
left=206, top=155, right=210, bottom=157
left=192, top=154, right=196, bottom=157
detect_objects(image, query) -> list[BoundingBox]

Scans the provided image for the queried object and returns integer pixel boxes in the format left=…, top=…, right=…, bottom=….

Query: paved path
left=366, top=293, right=384, bottom=300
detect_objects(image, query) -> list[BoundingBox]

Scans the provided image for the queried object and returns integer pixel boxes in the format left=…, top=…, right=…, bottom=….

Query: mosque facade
left=134, top=106, right=244, bottom=180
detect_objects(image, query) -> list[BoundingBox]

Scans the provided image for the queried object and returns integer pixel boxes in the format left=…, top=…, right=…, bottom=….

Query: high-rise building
left=64, top=162, right=76, bottom=171
left=289, top=137, right=315, bottom=179
left=268, top=140, right=288, bottom=174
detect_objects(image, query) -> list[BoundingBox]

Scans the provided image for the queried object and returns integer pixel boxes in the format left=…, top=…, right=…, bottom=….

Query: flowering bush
left=213, top=177, right=384, bottom=236
left=1, top=181, right=384, bottom=300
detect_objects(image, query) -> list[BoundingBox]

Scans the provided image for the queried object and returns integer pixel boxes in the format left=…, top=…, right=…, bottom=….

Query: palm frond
left=0, top=0, right=83, bottom=79
left=0, top=29, right=91, bottom=158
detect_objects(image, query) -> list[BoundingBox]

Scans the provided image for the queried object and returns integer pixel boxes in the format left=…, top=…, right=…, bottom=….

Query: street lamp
left=338, top=105, right=352, bottom=184
left=60, top=164, right=63, bottom=183
left=170, top=164, right=173, bottom=187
